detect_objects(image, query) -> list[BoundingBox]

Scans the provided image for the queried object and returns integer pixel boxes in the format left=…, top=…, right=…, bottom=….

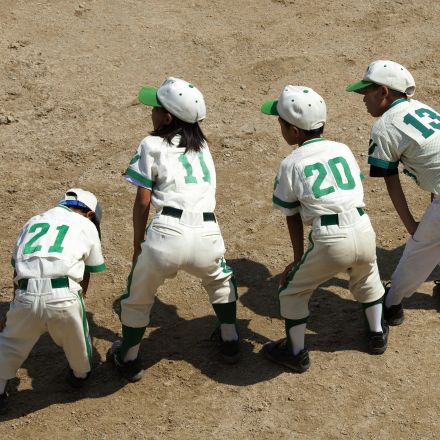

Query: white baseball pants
left=279, top=210, right=384, bottom=320
left=0, top=279, right=92, bottom=379
left=121, top=212, right=236, bottom=328
left=388, top=197, right=440, bottom=305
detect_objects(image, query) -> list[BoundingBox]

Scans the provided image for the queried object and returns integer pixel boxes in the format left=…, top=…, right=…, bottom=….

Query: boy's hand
left=279, top=260, right=300, bottom=288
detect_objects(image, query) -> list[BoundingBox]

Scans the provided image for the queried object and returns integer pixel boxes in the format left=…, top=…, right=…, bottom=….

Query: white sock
left=73, top=370, right=88, bottom=379
left=124, top=344, right=140, bottom=362
left=0, top=378, right=7, bottom=394
left=220, top=323, right=238, bottom=341
left=288, top=323, right=306, bottom=356
left=365, top=304, right=383, bottom=333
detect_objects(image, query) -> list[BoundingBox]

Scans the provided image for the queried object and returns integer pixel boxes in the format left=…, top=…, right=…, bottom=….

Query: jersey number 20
left=304, top=156, right=355, bottom=198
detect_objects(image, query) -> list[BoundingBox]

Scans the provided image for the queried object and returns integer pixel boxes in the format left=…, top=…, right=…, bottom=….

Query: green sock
left=120, top=325, right=147, bottom=358
left=212, top=301, right=236, bottom=324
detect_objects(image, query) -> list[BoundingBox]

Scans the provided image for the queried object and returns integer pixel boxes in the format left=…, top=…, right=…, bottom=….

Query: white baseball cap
left=261, top=85, right=326, bottom=130
left=59, top=188, right=102, bottom=225
left=346, top=60, right=416, bottom=96
left=138, top=77, right=206, bottom=123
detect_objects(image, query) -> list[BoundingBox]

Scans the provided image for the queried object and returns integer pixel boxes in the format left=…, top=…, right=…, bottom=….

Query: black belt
left=18, top=277, right=70, bottom=290
left=320, top=208, right=365, bottom=226
left=161, top=206, right=216, bottom=222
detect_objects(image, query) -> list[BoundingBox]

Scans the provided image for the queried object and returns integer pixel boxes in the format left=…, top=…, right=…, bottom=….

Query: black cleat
left=211, top=327, right=240, bottom=364
left=384, top=286, right=404, bottom=326
left=107, top=340, right=144, bottom=382
left=368, top=323, right=389, bottom=355
left=66, top=369, right=90, bottom=389
left=261, top=338, right=310, bottom=373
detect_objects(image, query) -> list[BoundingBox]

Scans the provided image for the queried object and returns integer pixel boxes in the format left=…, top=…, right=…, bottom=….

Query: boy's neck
left=298, top=135, right=323, bottom=147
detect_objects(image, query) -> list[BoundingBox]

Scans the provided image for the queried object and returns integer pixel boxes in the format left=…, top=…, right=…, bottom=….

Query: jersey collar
left=300, top=137, right=326, bottom=147
left=389, top=97, right=408, bottom=110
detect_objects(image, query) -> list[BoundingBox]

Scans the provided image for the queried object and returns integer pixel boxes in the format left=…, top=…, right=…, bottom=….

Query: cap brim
left=260, top=100, right=279, bottom=115
left=345, top=80, right=374, bottom=93
left=138, top=87, right=162, bottom=107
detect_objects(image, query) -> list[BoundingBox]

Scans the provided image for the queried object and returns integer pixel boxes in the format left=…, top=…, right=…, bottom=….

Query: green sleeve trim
left=272, top=195, right=300, bottom=209
left=11, top=257, right=15, bottom=268
left=85, top=263, right=106, bottom=273
left=124, top=168, right=154, bottom=189
left=367, top=157, right=399, bottom=170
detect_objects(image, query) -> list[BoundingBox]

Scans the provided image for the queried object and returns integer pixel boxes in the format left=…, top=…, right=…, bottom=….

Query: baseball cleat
left=66, top=369, right=90, bottom=389
left=367, top=323, right=389, bottom=355
left=384, top=286, right=404, bottom=326
left=107, top=340, right=144, bottom=382
left=211, top=327, right=240, bottom=364
left=0, top=391, right=9, bottom=415
left=261, top=338, right=310, bottom=373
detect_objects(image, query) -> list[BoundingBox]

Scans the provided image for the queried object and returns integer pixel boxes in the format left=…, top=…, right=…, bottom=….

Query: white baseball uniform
left=368, top=97, right=440, bottom=303
left=120, top=135, right=236, bottom=328
left=0, top=205, right=105, bottom=379
left=273, top=138, right=384, bottom=320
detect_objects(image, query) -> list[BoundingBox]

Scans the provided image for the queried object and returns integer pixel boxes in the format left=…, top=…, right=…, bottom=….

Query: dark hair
left=150, top=115, right=207, bottom=153
left=280, top=117, right=325, bottom=136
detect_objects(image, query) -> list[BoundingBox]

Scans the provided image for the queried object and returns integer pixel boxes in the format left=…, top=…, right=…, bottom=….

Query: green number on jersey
left=304, top=156, right=356, bottom=198
left=23, top=223, right=70, bottom=255
left=403, top=107, right=440, bottom=139
left=178, top=152, right=211, bottom=184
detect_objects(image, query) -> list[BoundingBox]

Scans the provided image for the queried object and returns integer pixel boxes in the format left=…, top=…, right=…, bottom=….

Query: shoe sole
left=385, top=316, right=404, bottom=326
left=261, top=345, right=310, bottom=373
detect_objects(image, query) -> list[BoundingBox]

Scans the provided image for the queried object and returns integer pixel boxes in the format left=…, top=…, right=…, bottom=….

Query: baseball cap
left=138, top=77, right=206, bottom=123
left=59, top=188, right=102, bottom=225
left=346, top=60, right=416, bottom=96
left=261, top=86, right=326, bottom=130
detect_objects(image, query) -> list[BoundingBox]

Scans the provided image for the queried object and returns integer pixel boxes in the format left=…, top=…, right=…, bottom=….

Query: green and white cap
left=138, top=77, right=206, bottom=123
left=60, top=188, right=102, bottom=225
left=261, top=85, right=326, bottom=130
left=346, top=60, right=416, bottom=96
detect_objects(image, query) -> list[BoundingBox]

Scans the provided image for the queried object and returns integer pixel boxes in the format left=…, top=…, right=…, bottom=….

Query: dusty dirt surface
left=1, top=0, right=440, bottom=438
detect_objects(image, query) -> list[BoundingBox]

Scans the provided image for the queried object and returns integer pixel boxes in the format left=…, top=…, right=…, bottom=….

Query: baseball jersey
left=124, top=135, right=217, bottom=212
left=368, top=98, right=440, bottom=194
left=273, top=138, right=365, bottom=224
left=12, top=206, right=106, bottom=283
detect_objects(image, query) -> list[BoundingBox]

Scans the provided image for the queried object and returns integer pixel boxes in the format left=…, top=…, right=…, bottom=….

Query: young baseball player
left=0, top=189, right=105, bottom=413
left=346, top=60, right=440, bottom=326
left=108, top=77, right=239, bottom=382
left=259, top=85, right=387, bottom=373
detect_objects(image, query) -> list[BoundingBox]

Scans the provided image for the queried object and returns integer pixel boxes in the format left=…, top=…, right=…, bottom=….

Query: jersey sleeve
left=84, top=225, right=106, bottom=273
left=272, top=159, right=300, bottom=216
left=367, top=122, right=400, bottom=174
left=124, top=137, right=157, bottom=190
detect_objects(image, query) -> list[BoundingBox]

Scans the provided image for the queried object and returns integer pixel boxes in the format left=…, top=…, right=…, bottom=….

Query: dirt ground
left=1, top=0, right=440, bottom=438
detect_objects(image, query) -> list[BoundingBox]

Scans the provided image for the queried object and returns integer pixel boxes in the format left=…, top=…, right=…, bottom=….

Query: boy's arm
left=384, top=174, right=418, bottom=235
left=80, top=272, right=90, bottom=297
left=280, top=213, right=304, bottom=286
left=132, top=186, right=151, bottom=263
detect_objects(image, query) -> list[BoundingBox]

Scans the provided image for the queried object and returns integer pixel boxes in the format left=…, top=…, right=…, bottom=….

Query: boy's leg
left=46, top=293, right=92, bottom=381
left=386, top=201, right=440, bottom=310
left=0, top=293, right=43, bottom=384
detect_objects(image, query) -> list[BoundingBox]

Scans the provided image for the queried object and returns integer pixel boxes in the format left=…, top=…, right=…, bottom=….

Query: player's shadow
left=0, top=306, right=125, bottom=421
left=231, top=255, right=440, bottom=357
left=111, top=296, right=283, bottom=387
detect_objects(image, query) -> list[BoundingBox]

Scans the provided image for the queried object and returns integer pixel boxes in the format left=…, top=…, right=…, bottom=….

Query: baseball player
left=347, top=60, right=440, bottom=325
left=259, top=85, right=387, bottom=373
left=0, top=189, right=105, bottom=413
left=108, top=77, right=239, bottom=382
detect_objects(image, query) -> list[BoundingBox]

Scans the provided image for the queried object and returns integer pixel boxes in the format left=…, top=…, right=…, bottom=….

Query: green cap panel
left=138, top=87, right=162, bottom=107
left=345, top=80, right=374, bottom=92
left=260, top=100, right=279, bottom=115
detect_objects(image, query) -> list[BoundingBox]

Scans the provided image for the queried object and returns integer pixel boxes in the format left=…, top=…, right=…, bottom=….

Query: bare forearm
left=384, top=174, right=417, bottom=234
left=132, top=187, right=152, bottom=259
left=80, top=271, right=90, bottom=296
left=286, top=214, right=304, bottom=262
